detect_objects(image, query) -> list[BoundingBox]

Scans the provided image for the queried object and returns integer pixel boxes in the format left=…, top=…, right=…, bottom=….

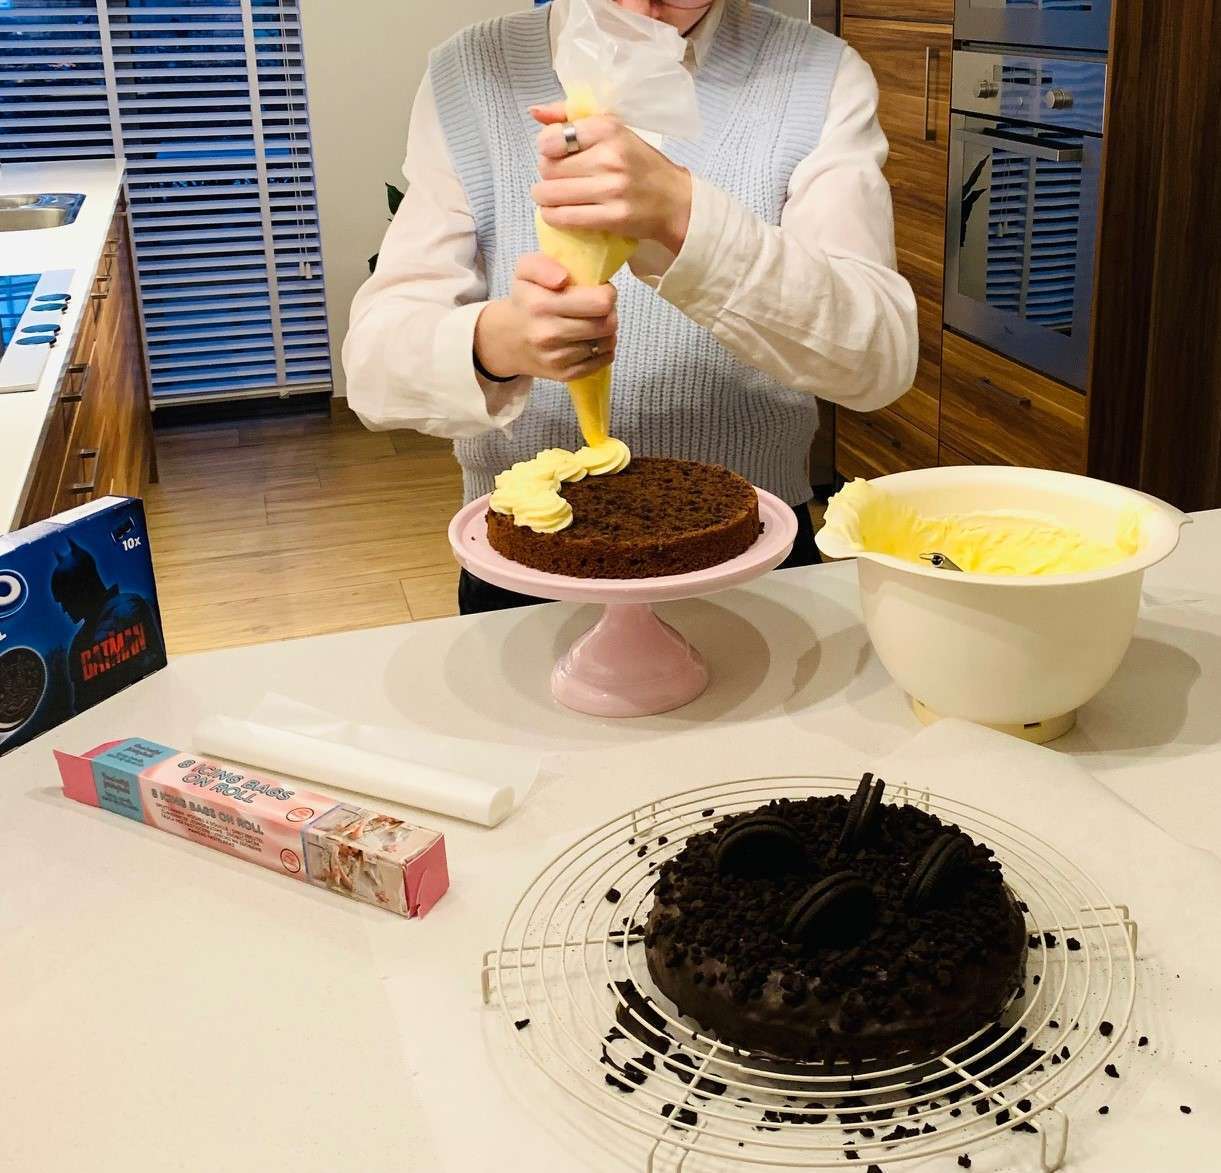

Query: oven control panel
left=952, top=51, right=1107, bottom=136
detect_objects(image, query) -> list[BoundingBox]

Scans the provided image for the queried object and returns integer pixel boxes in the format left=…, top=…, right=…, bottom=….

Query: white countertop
left=2, top=516, right=1220, bottom=1171
left=0, top=159, right=126, bottom=532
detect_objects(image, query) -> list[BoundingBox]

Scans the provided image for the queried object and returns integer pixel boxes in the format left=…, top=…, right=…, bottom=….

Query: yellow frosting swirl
left=488, top=438, right=632, bottom=533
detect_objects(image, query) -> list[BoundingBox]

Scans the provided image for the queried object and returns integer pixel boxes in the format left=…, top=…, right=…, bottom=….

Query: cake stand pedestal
left=448, top=489, right=798, bottom=717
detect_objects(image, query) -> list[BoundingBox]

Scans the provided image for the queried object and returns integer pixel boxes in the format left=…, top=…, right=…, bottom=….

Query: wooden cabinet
left=842, top=1, right=953, bottom=21
left=18, top=203, right=153, bottom=527
left=837, top=404, right=939, bottom=481
left=940, top=332, right=1086, bottom=473
left=837, top=14, right=952, bottom=475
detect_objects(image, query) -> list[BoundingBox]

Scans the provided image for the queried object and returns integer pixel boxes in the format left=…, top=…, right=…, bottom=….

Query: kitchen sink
left=0, top=192, right=85, bottom=231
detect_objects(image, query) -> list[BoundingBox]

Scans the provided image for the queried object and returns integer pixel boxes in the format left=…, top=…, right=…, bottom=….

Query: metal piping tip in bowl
left=920, top=552, right=964, bottom=572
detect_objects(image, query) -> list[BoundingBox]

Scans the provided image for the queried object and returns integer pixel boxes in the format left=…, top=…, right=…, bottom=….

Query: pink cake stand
left=448, top=489, right=797, bottom=717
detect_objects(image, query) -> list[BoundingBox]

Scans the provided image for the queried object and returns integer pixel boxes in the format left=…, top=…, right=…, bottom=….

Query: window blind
left=0, top=0, right=331, bottom=404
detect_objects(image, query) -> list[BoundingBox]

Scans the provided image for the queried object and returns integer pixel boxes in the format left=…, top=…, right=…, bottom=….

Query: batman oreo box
left=0, top=497, right=166, bottom=757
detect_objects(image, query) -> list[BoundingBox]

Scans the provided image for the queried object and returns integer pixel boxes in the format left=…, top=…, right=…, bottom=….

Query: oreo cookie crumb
left=658, top=836, right=668, bottom=846
left=661, top=1103, right=698, bottom=1127
left=1060, top=1046, right=1070, bottom=1060
left=1180, top=1105, right=1192, bottom=1115
left=1138, top=1035, right=1149, bottom=1047
left=605, top=1072, right=634, bottom=1093
left=702, top=809, right=715, bottom=817
left=1043, top=932, right=1058, bottom=948
left=1105, top=1064, right=1119, bottom=1078
left=628, top=838, right=636, bottom=845
left=1098, top=1106, right=1109, bottom=1115
left=1050, top=1055, right=1061, bottom=1066
left=1099, top=1020, right=1114, bottom=1037
left=867, top=1166, right=884, bottom=1173
left=949, top=1108, right=961, bottom=1118
left=605, top=887, right=622, bottom=903
left=1014, top=1122, right=1038, bottom=1134
left=844, top=1149, right=859, bottom=1160
left=513, top=1018, right=530, bottom=1030
left=957, top=1157, right=972, bottom=1170
left=1032, top=974, right=1041, bottom=985
left=637, top=846, right=647, bottom=858
left=1049, top=1019, right=1059, bottom=1029
left=1017, top=1098, right=1032, bottom=1112
left=921, top=1122, right=935, bottom=1134
left=996, top=1109, right=1011, bottom=1126
left=1066, top=937, right=1081, bottom=951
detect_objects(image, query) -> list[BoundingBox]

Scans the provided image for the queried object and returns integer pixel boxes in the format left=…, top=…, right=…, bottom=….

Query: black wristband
left=473, top=349, right=518, bottom=384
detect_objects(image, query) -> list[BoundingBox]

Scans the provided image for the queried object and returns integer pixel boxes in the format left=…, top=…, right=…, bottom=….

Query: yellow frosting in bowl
left=822, top=478, right=1144, bottom=576
left=489, top=438, right=631, bottom=533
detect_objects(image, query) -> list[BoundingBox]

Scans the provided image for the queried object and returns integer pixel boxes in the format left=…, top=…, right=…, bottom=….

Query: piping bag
left=538, top=0, right=701, bottom=446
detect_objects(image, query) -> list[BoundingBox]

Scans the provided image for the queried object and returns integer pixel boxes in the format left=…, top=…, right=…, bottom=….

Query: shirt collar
left=547, top=1, right=725, bottom=73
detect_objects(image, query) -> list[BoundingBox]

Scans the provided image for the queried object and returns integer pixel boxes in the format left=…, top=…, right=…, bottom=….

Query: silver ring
left=562, top=121, right=581, bottom=155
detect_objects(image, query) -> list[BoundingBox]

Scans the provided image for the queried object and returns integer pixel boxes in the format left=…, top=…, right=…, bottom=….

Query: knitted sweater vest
left=429, top=0, right=844, bottom=504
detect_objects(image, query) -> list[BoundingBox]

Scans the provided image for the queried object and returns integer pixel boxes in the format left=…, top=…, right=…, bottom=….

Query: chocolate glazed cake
left=486, top=457, right=761, bottom=579
left=644, top=777, right=1027, bottom=1066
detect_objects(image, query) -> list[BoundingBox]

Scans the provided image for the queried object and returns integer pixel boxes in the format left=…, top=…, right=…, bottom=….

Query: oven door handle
left=960, top=127, right=1084, bottom=163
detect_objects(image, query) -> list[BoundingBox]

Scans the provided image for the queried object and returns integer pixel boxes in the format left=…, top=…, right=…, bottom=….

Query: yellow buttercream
left=535, top=83, right=638, bottom=449
left=489, top=438, right=631, bottom=533
left=823, top=479, right=1144, bottom=576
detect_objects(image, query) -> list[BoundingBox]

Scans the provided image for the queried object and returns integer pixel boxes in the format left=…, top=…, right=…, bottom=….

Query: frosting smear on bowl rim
left=823, top=478, right=1145, bottom=576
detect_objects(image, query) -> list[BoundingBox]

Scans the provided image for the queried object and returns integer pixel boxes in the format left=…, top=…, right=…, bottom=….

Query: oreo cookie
left=0, top=647, right=47, bottom=733
left=782, top=871, right=876, bottom=950
left=835, top=773, right=887, bottom=855
left=716, top=813, right=805, bottom=879
left=904, top=833, right=971, bottom=911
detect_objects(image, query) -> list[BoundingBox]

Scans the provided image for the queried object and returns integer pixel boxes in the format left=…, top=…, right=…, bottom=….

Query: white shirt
left=343, top=0, right=918, bottom=440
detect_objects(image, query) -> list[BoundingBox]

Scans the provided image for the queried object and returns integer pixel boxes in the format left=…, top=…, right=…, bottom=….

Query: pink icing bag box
left=55, top=738, right=449, bottom=918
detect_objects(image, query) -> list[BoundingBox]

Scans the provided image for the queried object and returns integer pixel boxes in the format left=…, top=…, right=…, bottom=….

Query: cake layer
left=644, top=794, right=1027, bottom=1066
left=486, top=457, right=761, bottom=579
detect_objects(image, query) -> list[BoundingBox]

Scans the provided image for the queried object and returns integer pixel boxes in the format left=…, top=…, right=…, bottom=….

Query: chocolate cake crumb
left=1043, top=932, right=1058, bottom=948
left=1017, top=1098, right=1032, bottom=1112
left=1032, top=974, right=1041, bottom=985
left=949, top=1108, right=961, bottom=1118
left=996, top=1109, right=1011, bottom=1126
left=605, top=887, right=622, bottom=903
left=1105, top=1063, right=1120, bottom=1078
left=658, top=836, right=668, bottom=846
left=1098, top=1106, right=1109, bottom=1115
left=637, top=846, right=647, bottom=858
left=1138, top=1035, right=1149, bottom=1047
left=1099, top=1020, right=1114, bottom=1037
left=1180, top=1105, right=1192, bottom=1115
left=513, top=1018, right=530, bottom=1030
left=702, top=809, right=716, bottom=817
left=957, top=1157, right=972, bottom=1169
left=1049, top=1020, right=1059, bottom=1029
left=1066, top=937, right=1081, bottom=951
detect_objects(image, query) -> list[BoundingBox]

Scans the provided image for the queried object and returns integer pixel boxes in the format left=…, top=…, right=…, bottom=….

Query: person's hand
left=474, top=253, right=617, bottom=382
left=529, top=104, right=693, bottom=254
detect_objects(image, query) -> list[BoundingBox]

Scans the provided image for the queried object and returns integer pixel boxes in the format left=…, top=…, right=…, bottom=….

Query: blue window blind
left=0, top=0, right=331, bottom=404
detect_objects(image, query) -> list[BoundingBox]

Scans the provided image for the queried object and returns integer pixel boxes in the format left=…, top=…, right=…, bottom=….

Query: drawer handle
left=923, top=47, right=936, bottom=142
left=862, top=418, right=903, bottom=450
left=69, top=448, right=100, bottom=495
left=978, top=378, right=1032, bottom=410
left=91, top=274, right=113, bottom=302
left=61, top=361, right=91, bottom=404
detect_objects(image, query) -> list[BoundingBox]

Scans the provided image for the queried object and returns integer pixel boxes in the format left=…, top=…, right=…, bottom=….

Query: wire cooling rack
left=481, top=776, right=1137, bottom=1171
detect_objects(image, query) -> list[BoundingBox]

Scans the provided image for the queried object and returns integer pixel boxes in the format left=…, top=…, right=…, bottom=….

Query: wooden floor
left=146, top=404, right=464, bottom=655
left=148, top=404, right=826, bottom=655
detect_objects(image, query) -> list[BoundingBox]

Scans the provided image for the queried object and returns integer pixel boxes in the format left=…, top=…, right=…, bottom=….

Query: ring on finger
left=562, top=122, right=581, bottom=156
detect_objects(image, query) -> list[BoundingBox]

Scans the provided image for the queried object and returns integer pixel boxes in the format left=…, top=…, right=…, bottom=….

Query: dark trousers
left=459, top=501, right=822, bottom=616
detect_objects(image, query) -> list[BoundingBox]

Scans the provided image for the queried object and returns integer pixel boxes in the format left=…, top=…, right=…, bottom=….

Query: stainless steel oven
left=955, top=0, right=1113, bottom=53
left=944, top=50, right=1106, bottom=389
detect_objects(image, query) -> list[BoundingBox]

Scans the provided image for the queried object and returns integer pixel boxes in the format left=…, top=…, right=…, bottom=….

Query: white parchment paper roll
left=193, top=714, right=516, bottom=828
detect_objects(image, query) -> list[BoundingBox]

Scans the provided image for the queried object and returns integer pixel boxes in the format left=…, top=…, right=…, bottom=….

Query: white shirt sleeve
left=342, top=74, right=532, bottom=438
left=635, top=44, right=919, bottom=413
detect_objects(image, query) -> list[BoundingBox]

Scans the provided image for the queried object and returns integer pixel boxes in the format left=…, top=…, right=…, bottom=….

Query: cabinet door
left=842, top=17, right=952, bottom=441
left=843, top=1, right=954, bottom=22
left=837, top=406, right=939, bottom=481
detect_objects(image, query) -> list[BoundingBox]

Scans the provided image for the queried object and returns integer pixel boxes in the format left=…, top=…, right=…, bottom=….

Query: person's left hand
left=530, top=103, right=693, bottom=254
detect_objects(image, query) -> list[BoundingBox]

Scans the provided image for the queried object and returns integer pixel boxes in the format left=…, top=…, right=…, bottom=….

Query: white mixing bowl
left=815, top=466, right=1190, bottom=741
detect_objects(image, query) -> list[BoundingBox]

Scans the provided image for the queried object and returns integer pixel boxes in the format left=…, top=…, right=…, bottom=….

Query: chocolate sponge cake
left=486, top=457, right=761, bottom=579
left=644, top=779, right=1027, bottom=1066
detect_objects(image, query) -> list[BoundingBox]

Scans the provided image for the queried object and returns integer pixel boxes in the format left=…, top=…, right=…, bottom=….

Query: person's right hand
left=474, top=253, right=617, bottom=383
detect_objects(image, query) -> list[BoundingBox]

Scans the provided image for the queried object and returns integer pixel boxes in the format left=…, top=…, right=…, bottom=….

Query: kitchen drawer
left=842, top=1, right=953, bottom=21
left=940, top=332, right=1086, bottom=473
left=837, top=407, right=938, bottom=480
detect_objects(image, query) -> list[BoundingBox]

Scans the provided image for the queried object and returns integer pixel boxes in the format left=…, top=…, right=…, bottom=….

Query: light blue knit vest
left=430, top=0, right=844, bottom=504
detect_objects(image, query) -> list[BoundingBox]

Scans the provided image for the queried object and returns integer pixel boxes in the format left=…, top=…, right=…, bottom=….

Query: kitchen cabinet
left=940, top=332, right=1086, bottom=473
left=842, top=1, right=953, bottom=22
left=836, top=14, right=952, bottom=474
left=836, top=403, right=939, bottom=481
left=19, top=204, right=154, bottom=526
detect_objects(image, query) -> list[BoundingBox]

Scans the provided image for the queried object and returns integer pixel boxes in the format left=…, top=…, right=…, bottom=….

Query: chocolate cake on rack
left=644, top=775, right=1027, bottom=1066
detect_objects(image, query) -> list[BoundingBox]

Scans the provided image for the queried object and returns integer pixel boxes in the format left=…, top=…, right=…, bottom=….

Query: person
left=50, top=539, right=165, bottom=713
left=344, top=0, right=919, bottom=614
